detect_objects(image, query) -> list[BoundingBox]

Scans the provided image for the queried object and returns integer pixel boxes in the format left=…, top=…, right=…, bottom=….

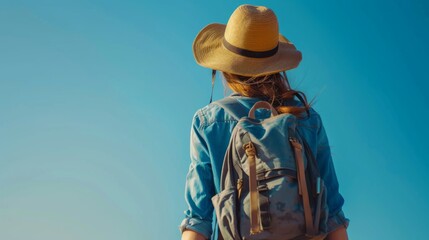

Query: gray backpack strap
left=215, top=97, right=248, bottom=184
left=213, top=97, right=249, bottom=120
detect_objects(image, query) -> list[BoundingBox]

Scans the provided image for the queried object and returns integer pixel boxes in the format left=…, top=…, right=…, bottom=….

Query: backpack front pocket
left=212, top=187, right=241, bottom=240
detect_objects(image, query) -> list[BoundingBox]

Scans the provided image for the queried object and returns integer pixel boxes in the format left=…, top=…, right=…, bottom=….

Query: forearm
left=325, top=226, right=348, bottom=240
left=181, top=230, right=207, bottom=240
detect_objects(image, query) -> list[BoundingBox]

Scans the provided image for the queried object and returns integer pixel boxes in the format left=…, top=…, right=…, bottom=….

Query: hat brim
left=193, top=23, right=302, bottom=77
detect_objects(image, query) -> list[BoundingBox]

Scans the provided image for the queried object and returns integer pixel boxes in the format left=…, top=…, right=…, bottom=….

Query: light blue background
left=1, top=0, right=428, bottom=239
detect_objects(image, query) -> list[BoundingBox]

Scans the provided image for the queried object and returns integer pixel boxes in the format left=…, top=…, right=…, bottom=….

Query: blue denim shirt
left=180, top=94, right=349, bottom=239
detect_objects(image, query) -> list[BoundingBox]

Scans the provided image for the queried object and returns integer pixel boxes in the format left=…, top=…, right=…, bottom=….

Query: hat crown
left=224, top=5, right=279, bottom=52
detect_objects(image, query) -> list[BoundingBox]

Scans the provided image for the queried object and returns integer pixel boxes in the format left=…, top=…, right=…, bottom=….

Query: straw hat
left=193, top=4, right=302, bottom=77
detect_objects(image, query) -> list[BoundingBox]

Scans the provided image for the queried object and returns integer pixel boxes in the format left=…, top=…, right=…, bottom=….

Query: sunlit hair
left=222, top=72, right=312, bottom=117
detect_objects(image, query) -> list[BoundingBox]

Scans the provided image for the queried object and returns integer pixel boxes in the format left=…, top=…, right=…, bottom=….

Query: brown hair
left=222, top=72, right=312, bottom=117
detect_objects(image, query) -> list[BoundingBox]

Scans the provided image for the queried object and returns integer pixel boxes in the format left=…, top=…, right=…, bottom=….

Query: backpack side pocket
left=212, top=187, right=241, bottom=240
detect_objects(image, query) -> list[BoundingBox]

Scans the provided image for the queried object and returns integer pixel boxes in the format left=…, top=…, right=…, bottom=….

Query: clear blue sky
left=1, top=0, right=428, bottom=239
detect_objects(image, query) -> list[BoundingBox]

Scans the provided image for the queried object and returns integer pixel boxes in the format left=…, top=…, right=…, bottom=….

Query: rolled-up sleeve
left=179, top=112, right=215, bottom=239
left=316, top=114, right=350, bottom=232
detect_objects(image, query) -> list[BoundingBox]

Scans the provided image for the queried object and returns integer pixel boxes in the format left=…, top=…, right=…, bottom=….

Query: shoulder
left=192, top=104, right=223, bottom=129
left=192, top=96, right=260, bottom=130
left=284, top=98, right=322, bottom=121
left=282, top=98, right=324, bottom=133
left=191, top=101, right=233, bottom=130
